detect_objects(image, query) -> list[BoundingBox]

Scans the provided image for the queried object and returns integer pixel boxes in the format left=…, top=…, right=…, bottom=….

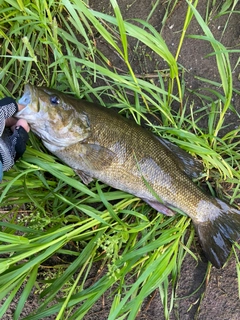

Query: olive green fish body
left=17, top=85, right=240, bottom=268
left=55, top=103, right=206, bottom=217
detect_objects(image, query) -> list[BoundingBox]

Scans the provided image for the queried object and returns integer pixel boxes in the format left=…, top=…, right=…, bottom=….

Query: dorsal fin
left=156, top=136, right=203, bottom=179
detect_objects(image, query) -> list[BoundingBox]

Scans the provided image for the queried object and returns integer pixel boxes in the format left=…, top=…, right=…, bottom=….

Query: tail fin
left=194, top=198, right=240, bottom=268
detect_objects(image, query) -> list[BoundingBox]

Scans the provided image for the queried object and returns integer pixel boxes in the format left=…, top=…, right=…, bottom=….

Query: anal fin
left=142, top=198, right=175, bottom=216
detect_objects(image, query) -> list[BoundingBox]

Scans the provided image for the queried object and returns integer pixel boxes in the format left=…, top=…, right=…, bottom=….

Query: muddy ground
left=2, top=0, right=240, bottom=319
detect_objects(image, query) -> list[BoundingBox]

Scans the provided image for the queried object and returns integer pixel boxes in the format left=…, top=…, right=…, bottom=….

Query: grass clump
left=0, top=0, right=240, bottom=319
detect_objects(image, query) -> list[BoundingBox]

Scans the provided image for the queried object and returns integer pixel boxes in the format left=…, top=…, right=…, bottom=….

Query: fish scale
left=17, top=84, right=240, bottom=268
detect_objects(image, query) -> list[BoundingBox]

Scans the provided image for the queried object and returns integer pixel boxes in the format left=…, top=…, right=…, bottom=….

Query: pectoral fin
left=75, top=170, right=94, bottom=185
left=80, top=143, right=116, bottom=171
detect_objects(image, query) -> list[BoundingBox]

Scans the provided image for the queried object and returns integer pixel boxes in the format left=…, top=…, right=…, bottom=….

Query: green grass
left=0, top=0, right=240, bottom=319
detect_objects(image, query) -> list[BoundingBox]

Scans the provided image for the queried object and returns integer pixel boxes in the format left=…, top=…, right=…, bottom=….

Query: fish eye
left=49, top=95, right=60, bottom=105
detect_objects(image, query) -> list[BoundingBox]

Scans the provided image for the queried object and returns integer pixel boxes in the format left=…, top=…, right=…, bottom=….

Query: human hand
left=5, top=104, right=30, bottom=132
left=0, top=97, right=30, bottom=179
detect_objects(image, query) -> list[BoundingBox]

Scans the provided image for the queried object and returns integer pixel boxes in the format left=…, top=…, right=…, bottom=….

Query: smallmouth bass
left=17, top=84, right=240, bottom=268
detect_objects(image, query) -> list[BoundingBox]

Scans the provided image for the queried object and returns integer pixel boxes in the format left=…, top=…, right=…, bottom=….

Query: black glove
left=0, top=97, right=29, bottom=180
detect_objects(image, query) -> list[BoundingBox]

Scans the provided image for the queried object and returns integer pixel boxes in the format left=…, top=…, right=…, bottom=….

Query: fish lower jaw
left=42, top=141, right=70, bottom=152
left=15, top=109, right=36, bottom=120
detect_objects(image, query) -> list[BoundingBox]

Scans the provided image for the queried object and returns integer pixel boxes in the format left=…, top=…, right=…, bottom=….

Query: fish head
left=16, top=84, right=90, bottom=149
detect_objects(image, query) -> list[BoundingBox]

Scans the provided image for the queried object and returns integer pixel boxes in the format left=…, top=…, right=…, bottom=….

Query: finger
left=11, top=119, right=30, bottom=133
left=13, top=126, right=29, bottom=160
left=5, top=117, right=17, bottom=127
left=18, top=104, right=27, bottom=111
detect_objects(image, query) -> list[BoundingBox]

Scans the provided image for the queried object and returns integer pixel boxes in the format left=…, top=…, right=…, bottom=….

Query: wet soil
left=2, top=0, right=240, bottom=319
